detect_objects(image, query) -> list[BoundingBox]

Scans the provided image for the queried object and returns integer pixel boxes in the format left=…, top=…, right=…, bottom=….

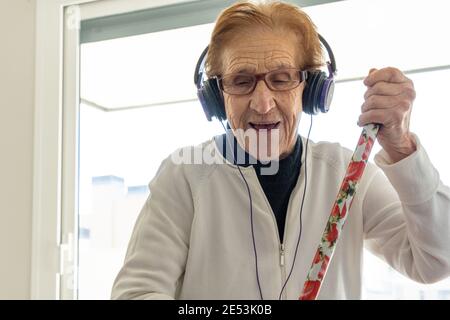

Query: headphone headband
left=318, top=34, right=337, bottom=76
left=194, top=45, right=209, bottom=87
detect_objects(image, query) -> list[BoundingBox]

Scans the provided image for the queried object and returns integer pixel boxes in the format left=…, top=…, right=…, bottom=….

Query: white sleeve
left=111, top=157, right=194, bottom=299
left=363, top=134, right=450, bottom=283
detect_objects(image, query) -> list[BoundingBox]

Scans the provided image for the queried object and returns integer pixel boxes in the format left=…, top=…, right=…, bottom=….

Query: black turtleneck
left=215, top=133, right=302, bottom=241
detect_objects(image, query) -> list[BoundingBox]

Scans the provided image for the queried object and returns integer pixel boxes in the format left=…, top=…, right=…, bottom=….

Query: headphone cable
left=219, top=122, right=264, bottom=300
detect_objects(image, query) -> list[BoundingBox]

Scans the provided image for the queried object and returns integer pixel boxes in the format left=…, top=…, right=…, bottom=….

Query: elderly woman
left=111, top=1, right=450, bottom=299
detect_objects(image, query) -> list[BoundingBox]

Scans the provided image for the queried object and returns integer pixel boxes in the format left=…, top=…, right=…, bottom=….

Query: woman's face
left=221, top=29, right=305, bottom=160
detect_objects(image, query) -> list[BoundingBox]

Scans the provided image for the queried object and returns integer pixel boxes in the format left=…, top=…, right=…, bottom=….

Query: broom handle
left=299, top=123, right=380, bottom=300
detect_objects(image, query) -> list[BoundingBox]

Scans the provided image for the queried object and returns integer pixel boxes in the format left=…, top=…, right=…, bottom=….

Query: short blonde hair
left=205, top=0, right=324, bottom=77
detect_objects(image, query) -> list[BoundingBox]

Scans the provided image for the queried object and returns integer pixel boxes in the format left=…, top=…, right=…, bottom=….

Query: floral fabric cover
left=300, top=124, right=379, bottom=300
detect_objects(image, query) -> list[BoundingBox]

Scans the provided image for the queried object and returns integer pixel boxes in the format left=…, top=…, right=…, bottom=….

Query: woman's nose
left=249, top=80, right=276, bottom=114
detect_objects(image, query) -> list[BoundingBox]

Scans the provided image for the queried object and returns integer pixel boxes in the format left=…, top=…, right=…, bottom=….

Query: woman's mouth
left=249, top=121, right=281, bottom=131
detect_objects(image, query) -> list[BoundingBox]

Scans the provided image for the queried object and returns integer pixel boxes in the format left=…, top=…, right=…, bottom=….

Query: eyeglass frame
left=214, top=68, right=308, bottom=96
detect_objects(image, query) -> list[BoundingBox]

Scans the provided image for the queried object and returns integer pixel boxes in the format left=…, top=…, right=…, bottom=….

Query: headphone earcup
left=313, top=75, right=325, bottom=111
left=303, top=71, right=321, bottom=115
left=319, top=77, right=335, bottom=113
left=302, top=71, right=334, bottom=115
left=203, top=79, right=227, bottom=121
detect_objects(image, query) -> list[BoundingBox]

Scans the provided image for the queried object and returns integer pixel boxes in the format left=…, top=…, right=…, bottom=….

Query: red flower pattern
left=345, top=161, right=365, bottom=182
left=300, top=280, right=321, bottom=300
left=331, top=204, right=340, bottom=218
left=340, top=202, right=347, bottom=219
left=326, top=223, right=339, bottom=244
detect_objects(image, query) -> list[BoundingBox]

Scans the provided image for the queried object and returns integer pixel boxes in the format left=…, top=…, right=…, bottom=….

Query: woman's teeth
left=249, top=122, right=280, bottom=130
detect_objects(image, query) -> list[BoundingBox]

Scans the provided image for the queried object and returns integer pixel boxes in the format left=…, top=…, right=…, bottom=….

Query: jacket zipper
left=276, top=179, right=300, bottom=300
left=260, top=185, right=287, bottom=299
left=251, top=168, right=294, bottom=300
left=267, top=197, right=288, bottom=300
left=278, top=152, right=304, bottom=299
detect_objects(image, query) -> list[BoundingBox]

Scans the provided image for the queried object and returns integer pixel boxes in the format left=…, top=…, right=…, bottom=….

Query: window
left=78, top=20, right=225, bottom=298
left=73, top=0, right=450, bottom=299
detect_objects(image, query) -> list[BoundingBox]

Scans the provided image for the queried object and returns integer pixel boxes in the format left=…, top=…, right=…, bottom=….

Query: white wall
left=0, top=0, right=36, bottom=299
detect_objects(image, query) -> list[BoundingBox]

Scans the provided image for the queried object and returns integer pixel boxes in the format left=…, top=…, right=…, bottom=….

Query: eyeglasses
left=216, top=68, right=308, bottom=95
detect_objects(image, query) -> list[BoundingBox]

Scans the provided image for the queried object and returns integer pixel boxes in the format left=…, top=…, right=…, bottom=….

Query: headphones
left=194, top=33, right=337, bottom=121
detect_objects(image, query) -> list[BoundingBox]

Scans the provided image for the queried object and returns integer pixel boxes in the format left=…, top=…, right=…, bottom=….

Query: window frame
left=32, top=0, right=96, bottom=300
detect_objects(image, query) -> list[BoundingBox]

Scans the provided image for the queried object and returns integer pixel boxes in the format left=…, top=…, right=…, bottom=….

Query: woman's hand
left=358, top=67, right=417, bottom=163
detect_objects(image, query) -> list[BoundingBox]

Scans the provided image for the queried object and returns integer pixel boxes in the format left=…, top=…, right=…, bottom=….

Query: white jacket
left=111, top=134, right=450, bottom=299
